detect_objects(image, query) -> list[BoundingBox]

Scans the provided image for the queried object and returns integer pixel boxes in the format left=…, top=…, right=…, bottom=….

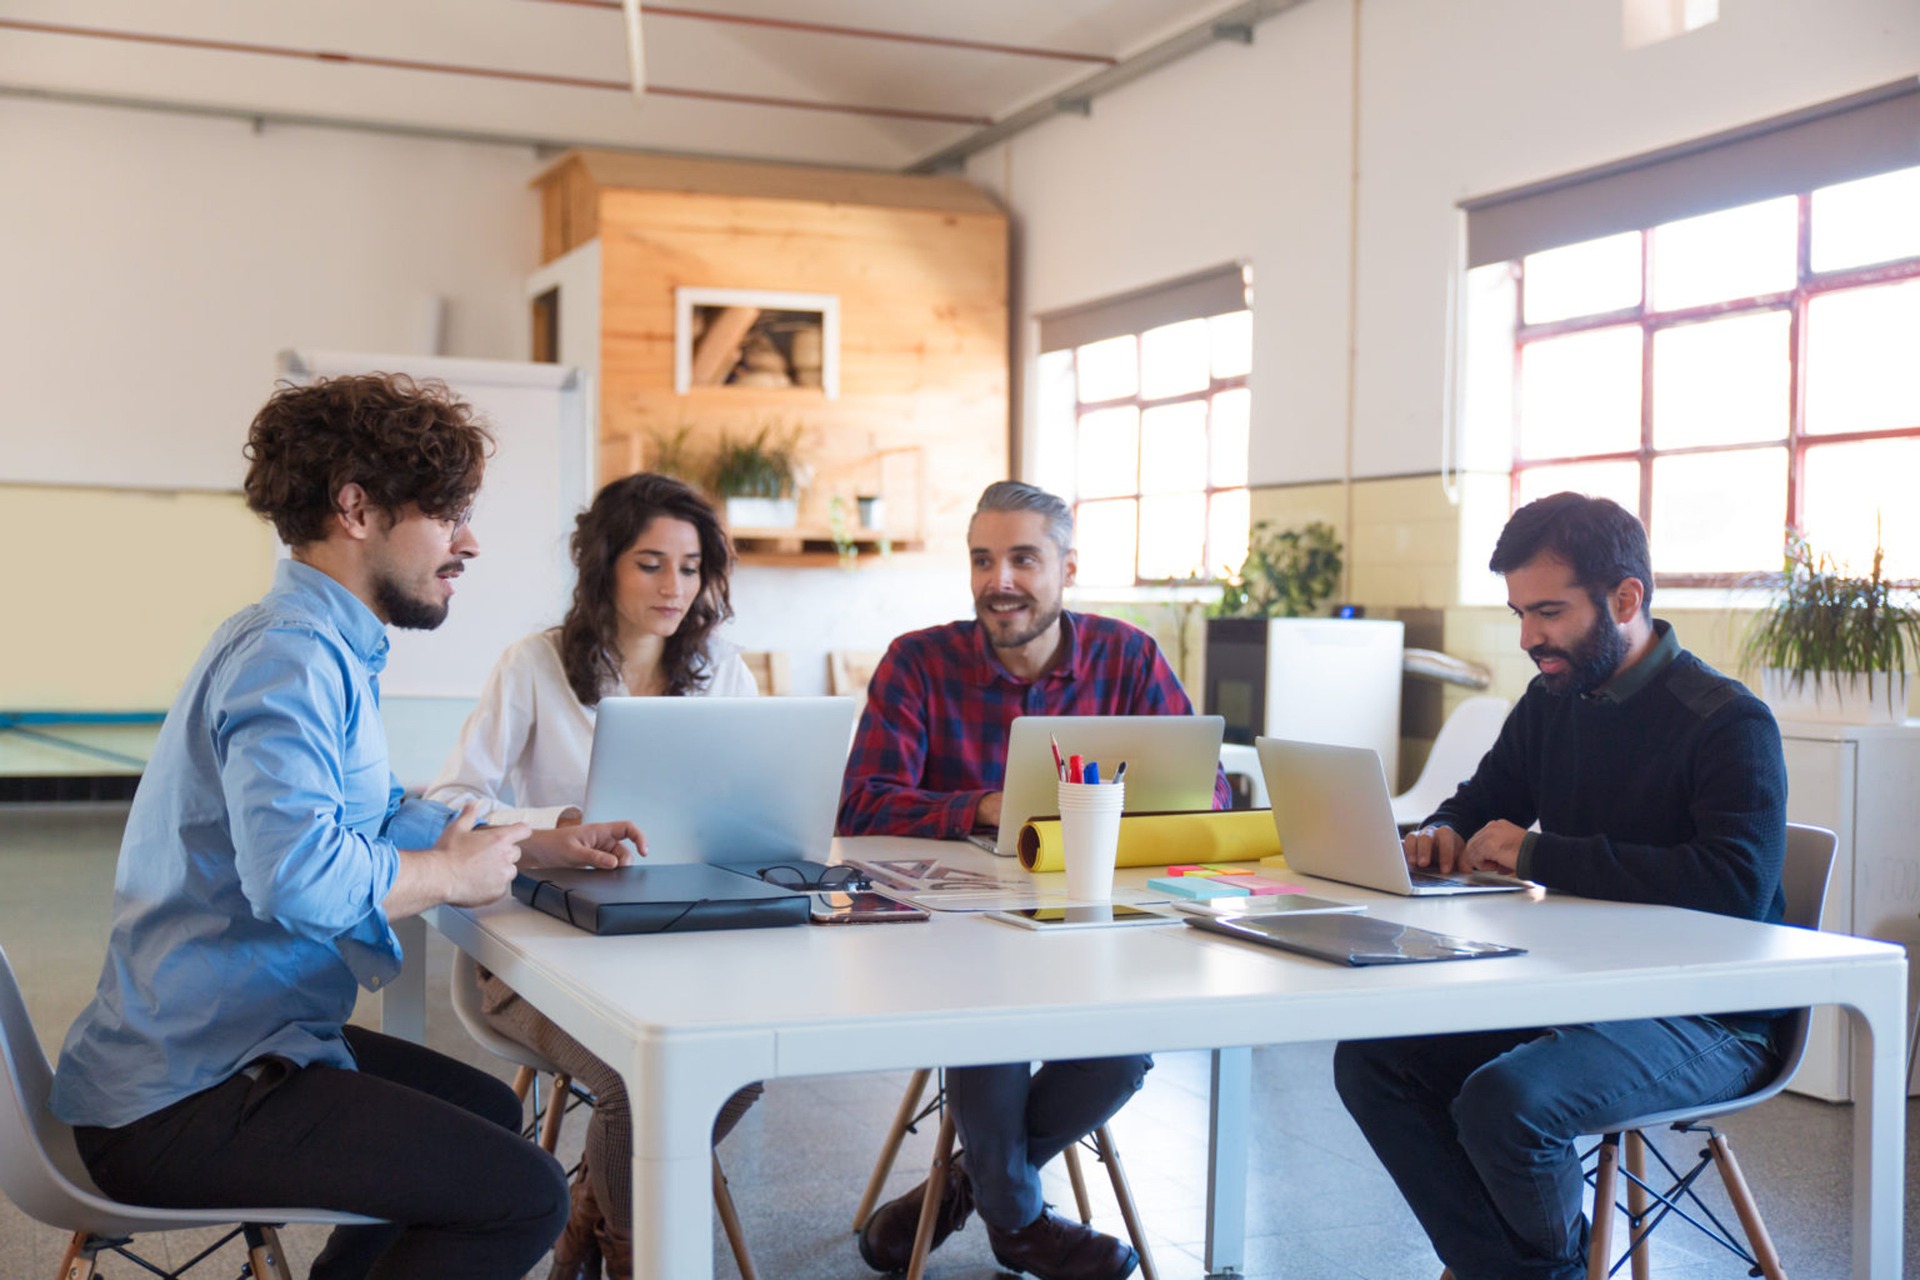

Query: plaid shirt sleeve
left=836, top=637, right=990, bottom=838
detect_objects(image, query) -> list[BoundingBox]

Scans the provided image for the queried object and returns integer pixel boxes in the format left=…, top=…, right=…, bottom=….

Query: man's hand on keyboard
left=1403, top=824, right=1465, bottom=875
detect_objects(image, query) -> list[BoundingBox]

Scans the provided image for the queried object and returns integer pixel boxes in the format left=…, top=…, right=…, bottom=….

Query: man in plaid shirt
left=844, top=482, right=1224, bottom=1280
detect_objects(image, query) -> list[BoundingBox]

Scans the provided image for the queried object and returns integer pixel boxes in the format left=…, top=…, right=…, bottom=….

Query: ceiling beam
left=904, top=0, right=1310, bottom=174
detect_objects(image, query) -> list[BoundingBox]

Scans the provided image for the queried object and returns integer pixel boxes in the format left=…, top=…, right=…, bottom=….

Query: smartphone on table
left=985, top=904, right=1179, bottom=931
left=809, top=890, right=930, bottom=924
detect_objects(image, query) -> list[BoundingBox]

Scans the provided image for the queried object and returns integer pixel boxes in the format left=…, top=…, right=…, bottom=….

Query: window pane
left=1515, top=460, right=1640, bottom=514
left=1139, top=401, right=1208, bottom=495
left=1521, top=231, right=1642, bottom=325
left=1804, top=278, right=1920, bottom=435
left=1138, top=492, right=1208, bottom=581
left=1208, top=488, right=1250, bottom=580
left=1812, top=163, right=1920, bottom=273
left=1075, top=499, right=1137, bottom=586
left=1518, top=325, right=1642, bottom=458
left=1139, top=318, right=1210, bottom=400
left=1075, top=334, right=1137, bottom=403
left=1802, top=439, right=1920, bottom=580
left=1210, top=388, right=1250, bottom=488
left=1076, top=406, right=1139, bottom=499
left=1034, top=349, right=1078, bottom=501
left=1650, top=448, right=1786, bottom=575
left=1650, top=196, right=1797, bottom=312
left=1651, top=311, right=1789, bottom=448
left=1210, top=310, right=1252, bottom=379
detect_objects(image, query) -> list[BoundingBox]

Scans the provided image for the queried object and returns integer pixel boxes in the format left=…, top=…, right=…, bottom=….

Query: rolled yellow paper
left=1016, top=809, right=1282, bottom=873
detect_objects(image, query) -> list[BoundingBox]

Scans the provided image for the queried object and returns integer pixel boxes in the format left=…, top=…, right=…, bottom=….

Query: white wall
left=972, top=0, right=1920, bottom=487
left=0, top=95, right=543, bottom=490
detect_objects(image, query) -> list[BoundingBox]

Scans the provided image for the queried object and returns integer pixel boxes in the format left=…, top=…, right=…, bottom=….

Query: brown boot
left=546, top=1164, right=604, bottom=1280
left=594, top=1207, right=633, bottom=1280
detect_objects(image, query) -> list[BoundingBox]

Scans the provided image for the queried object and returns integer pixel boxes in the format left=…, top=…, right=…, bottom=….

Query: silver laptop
left=975, top=714, right=1227, bottom=856
left=582, top=696, right=857, bottom=866
left=1256, top=737, right=1526, bottom=896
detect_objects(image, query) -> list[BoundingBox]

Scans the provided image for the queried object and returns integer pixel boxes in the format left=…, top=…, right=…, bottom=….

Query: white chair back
left=1218, top=743, right=1268, bottom=808
left=1390, top=695, right=1510, bottom=826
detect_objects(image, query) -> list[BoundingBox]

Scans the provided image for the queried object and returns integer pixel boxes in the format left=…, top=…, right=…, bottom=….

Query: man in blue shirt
left=53, top=374, right=641, bottom=1280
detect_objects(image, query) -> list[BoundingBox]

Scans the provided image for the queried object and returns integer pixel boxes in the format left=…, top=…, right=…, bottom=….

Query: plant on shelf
left=1208, top=520, right=1345, bottom=618
left=1740, top=530, right=1920, bottom=723
left=645, top=425, right=705, bottom=484
left=707, top=425, right=802, bottom=528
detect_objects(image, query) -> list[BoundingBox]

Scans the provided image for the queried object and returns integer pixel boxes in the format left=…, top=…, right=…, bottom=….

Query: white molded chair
left=449, top=951, right=759, bottom=1279
left=1390, top=696, right=1510, bottom=827
left=0, top=943, right=379, bottom=1280
left=1581, top=823, right=1837, bottom=1280
left=1217, top=743, right=1268, bottom=809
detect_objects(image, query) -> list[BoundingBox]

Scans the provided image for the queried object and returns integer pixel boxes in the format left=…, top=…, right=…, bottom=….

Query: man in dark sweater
left=1333, top=492, right=1788, bottom=1280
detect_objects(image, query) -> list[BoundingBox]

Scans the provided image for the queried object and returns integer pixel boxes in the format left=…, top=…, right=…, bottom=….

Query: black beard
left=375, top=576, right=451, bottom=631
left=1531, top=605, right=1628, bottom=697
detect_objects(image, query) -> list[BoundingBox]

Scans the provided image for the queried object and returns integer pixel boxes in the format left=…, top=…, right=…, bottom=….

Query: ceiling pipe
left=905, top=0, right=1309, bottom=174
left=619, top=0, right=645, bottom=103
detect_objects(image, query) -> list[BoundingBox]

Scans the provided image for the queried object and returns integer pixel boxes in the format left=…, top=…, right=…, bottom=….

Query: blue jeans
left=946, top=1055, right=1153, bottom=1230
left=1333, top=1019, right=1777, bottom=1280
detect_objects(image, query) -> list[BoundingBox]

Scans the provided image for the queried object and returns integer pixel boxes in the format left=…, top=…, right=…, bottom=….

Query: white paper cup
left=1058, top=779, right=1126, bottom=902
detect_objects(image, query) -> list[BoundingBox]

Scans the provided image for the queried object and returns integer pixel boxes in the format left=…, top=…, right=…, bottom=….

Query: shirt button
left=368, top=978, right=382, bottom=990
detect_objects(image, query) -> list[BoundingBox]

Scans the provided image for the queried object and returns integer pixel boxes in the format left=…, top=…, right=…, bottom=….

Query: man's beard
left=978, top=594, right=1062, bottom=651
left=374, top=565, right=457, bottom=631
left=1530, top=602, right=1627, bottom=696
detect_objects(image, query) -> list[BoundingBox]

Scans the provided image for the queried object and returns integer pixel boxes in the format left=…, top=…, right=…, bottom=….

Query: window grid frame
left=1066, top=323, right=1251, bottom=587
left=1509, top=193, right=1920, bottom=588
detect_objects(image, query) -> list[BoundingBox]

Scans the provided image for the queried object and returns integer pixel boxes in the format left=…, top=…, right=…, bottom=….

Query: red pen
left=1051, top=734, right=1067, bottom=782
left=1068, top=753, right=1084, bottom=785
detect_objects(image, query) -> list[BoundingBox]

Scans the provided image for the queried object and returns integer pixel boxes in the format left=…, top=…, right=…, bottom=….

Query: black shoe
left=985, top=1208, right=1138, bottom=1280
left=858, top=1158, right=975, bottom=1274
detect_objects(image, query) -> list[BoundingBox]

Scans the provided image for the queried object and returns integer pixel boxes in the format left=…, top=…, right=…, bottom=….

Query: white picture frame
left=674, top=287, right=840, bottom=398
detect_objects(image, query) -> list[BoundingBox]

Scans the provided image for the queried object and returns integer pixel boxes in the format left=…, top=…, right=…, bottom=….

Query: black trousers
left=75, top=1025, right=569, bottom=1280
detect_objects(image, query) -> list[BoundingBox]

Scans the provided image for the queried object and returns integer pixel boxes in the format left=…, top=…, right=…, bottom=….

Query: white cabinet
left=1778, top=719, right=1920, bottom=1101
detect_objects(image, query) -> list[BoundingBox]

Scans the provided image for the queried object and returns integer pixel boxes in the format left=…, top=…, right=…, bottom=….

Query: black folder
left=512, top=864, right=811, bottom=936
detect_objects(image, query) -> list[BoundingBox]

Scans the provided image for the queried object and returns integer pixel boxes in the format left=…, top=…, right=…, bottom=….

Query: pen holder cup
left=1057, top=779, right=1126, bottom=902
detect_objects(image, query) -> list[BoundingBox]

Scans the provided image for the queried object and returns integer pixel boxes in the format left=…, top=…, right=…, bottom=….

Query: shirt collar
left=965, top=610, right=1088, bottom=687
left=1587, top=617, right=1677, bottom=705
left=276, top=558, right=391, bottom=674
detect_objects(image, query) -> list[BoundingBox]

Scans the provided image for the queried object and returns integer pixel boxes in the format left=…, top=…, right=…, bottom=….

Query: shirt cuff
left=1515, top=830, right=1541, bottom=879
left=388, top=796, right=459, bottom=850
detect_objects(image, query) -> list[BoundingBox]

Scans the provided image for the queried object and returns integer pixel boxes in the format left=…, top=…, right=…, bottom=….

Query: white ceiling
left=0, top=0, right=1276, bottom=170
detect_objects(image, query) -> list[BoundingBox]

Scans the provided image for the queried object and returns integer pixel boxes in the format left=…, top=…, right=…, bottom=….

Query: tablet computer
left=1184, top=912, right=1525, bottom=966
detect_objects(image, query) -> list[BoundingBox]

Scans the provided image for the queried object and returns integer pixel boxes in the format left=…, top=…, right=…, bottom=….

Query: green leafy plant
left=1208, top=520, right=1345, bottom=618
left=706, top=425, right=799, bottom=498
left=645, top=425, right=704, bottom=483
left=1740, top=532, right=1920, bottom=708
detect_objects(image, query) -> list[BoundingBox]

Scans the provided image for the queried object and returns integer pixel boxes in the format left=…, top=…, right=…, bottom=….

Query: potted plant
left=707, top=425, right=801, bottom=528
left=1208, top=520, right=1344, bottom=619
left=1741, top=533, right=1920, bottom=724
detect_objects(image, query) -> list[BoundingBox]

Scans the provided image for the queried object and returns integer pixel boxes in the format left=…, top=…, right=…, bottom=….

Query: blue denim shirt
left=52, top=560, right=456, bottom=1128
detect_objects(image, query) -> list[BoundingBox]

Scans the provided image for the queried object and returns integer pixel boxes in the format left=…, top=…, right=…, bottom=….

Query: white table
left=390, top=837, right=1909, bottom=1279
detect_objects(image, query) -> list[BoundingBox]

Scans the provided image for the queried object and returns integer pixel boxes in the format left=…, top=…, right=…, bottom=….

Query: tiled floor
left=3, top=802, right=1916, bottom=1278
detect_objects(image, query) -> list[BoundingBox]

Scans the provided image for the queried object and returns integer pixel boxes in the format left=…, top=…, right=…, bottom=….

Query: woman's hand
left=519, top=820, right=646, bottom=869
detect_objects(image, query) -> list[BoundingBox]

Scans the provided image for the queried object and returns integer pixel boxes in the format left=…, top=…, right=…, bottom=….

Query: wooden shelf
left=730, top=526, right=921, bottom=566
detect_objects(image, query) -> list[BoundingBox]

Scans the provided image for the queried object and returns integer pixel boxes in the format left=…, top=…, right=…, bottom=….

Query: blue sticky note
left=1148, top=875, right=1250, bottom=901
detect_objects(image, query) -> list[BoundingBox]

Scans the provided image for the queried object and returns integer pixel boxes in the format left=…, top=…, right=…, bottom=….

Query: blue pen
left=1085, top=760, right=1100, bottom=785
left=1113, top=760, right=1128, bottom=784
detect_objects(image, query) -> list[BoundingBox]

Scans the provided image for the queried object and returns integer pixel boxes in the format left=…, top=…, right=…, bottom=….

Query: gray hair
left=973, top=481, right=1074, bottom=554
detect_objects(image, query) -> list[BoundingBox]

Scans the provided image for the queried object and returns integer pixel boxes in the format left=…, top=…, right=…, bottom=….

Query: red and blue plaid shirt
left=837, top=610, right=1231, bottom=838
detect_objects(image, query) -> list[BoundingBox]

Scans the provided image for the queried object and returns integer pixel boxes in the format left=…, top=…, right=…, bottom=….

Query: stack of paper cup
left=1058, top=779, right=1126, bottom=901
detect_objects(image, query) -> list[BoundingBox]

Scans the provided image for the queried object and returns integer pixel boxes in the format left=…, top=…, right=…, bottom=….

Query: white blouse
left=423, top=629, right=759, bottom=827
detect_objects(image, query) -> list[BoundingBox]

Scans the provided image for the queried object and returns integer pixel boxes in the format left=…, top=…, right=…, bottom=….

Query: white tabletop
left=409, top=836, right=1909, bottom=1279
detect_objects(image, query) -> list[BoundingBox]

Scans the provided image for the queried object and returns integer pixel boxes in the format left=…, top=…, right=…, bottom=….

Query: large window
left=1508, top=167, right=1920, bottom=584
left=1034, top=266, right=1251, bottom=588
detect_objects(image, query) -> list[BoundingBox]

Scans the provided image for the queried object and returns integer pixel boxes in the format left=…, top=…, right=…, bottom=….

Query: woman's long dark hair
left=558, top=472, right=735, bottom=703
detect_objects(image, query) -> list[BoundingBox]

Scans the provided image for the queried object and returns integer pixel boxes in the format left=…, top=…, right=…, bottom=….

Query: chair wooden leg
left=713, top=1151, right=758, bottom=1280
left=538, top=1072, right=573, bottom=1154
left=1706, top=1132, right=1785, bottom=1280
left=1062, top=1142, right=1094, bottom=1223
left=1092, top=1125, right=1158, bottom=1280
left=1624, top=1131, right=1651, bottom=1280
left=1587, top=1135, right=1620, bottom=1280
left=243, top=1224, right=293, bottom=1280
left=511, top=1064, right=536, bottom=1102
left=854, top=1068, right=932, bottom=1231
left=905, top=1114, right=958, bottom=1280
left=55, top=1232, right=97, bottom=1280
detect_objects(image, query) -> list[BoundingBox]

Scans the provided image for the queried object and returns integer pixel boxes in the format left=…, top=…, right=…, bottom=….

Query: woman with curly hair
left=427, top=471, right=761, bottom=1279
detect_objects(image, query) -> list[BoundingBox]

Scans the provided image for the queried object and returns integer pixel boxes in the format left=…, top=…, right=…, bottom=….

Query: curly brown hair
left=558, top=472, right=737, bottom=703
left=243, top=373, right=491, bottom=546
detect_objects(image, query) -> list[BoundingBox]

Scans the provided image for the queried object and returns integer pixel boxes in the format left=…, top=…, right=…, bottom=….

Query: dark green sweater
left=1430, top=621, right=1787, bottom=927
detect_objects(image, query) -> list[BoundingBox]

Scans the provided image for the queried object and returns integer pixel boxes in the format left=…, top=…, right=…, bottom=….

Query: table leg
left=383, top=916, right=428, bottom=1043
left=624, top=1041, right=765, bottom=1280
left=1845, top=973, right=1908, bottom=1280
left=1204, top=1046, right=1251, bottom=1278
